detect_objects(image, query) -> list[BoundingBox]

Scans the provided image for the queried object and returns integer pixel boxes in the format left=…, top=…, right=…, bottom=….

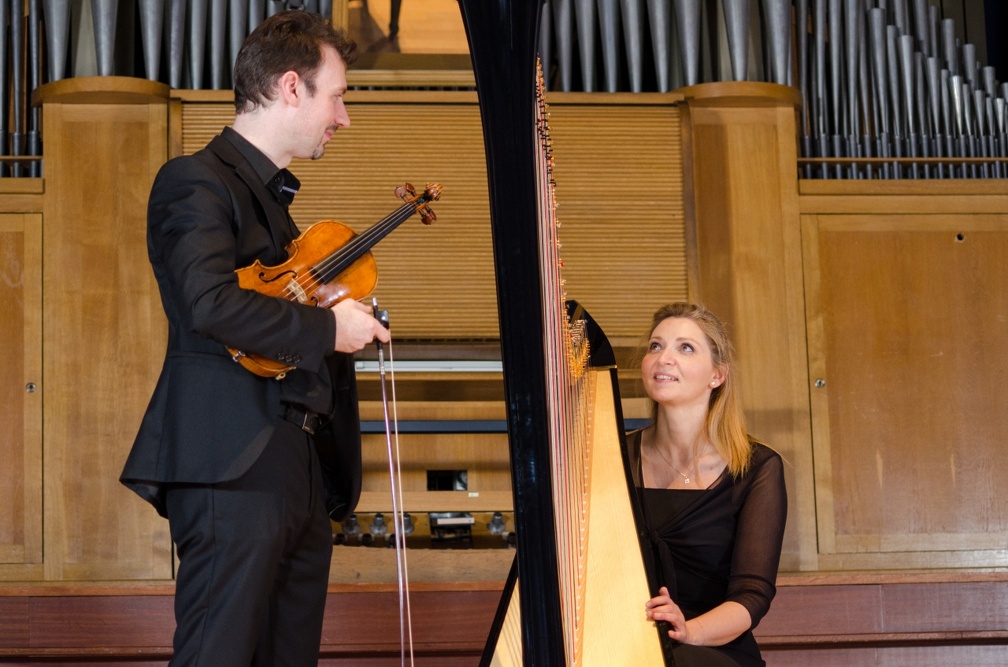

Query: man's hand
left=330, top=299, right=391, bottom=353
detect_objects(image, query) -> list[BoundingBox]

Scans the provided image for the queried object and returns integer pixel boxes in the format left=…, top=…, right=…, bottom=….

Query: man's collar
left=221, top=126, right=300, bottom=206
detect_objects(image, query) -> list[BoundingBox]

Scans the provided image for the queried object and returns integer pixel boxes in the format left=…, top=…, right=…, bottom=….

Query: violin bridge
left=287, top=279, right=309, bottom=304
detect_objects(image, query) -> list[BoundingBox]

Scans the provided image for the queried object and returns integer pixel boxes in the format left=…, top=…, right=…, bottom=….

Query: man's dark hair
left=233, top=10, right=358, bottom=114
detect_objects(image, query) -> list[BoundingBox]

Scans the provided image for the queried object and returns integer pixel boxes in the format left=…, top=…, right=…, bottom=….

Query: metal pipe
left=795, top=0, right=814, bottom=175
left=950, top=74, right=965, bottom=168
left=229, top=0, right=248, bottom=82
left=249, top=0, right=264, bottom=32
left=168, top=0, right=186, bottom=88
left=139, top=0, right=164, bottom=81
left=91, top=0, right=118, bottom=77
left=796, top=0, right=809, bottom=134
left=673, top=0, right=702, bottom=87
left=620, top=0, right=646, bottom=92
left=813, top=0, right=829, bottom=176
left=941, top=69, right=955, bottom=163
left=996, top=97, right=1007, bottom=177
left=27, top=0, right=40, bottom=175
left=892, top=0, right=908, bottom=37
left=597, top=0, right=620, bottom=92
left=209, top=0, right=227, bottom=89
left=843, top=0, right=860, bottom=176
left=573, top=0, right=596, bottom=91
left=886, top=25, right=903, bottom=138
left=961, top=43, right=976, bottom=90
left=925, top=56, right=943, bottom=175
left=898, top=34, right=918, bottom=177
left=647, top=0, right=673, bottom=92
left=762, top=0, right=790, bottom=86
left=539, top=1, right=553, bottom=87
left=912, top=0, right=929, bottom=56
left=984, top=95, right=999, bottom=177
left=42, top=0, right=69, bottom=81
left=868, top=7, right=890, bottom=165
left=940, top=17, right=957, bottom=75
left=828, top=0, right=842, bottom=135
left=11, top=0, right=24, bottom=176
left=886, top=25, right=904, bottom=175
left=982, top=65, right=996, bottom=99
left=0, top=0, right=8, bottom=177
left=915, top=52, right=930, bottom=176
left=189, top=0, right=208, bottom=89
left=722, top=0, right=751, bottom=82
left=857, top=0, right=875, bottom=177
left=553, top=0, right=574, bottom=91
left=974, top=88, right=990, bottom=177
left=927, top=4, right=938, bottom=64
left=958, top=78, right=977, bottom=176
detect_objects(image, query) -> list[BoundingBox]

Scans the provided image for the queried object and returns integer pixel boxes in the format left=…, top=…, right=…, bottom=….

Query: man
left=120, top=11, right=389, bottom=665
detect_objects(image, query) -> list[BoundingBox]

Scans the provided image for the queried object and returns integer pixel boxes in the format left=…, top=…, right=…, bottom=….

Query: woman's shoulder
left=748, top=439, right=785, bottom=472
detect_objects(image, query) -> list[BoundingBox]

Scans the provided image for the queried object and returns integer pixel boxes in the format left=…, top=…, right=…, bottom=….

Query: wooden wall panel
left=36, top=78, right=174, bottom=581
left=0, top=212, right=42, bottom=574
left=3, top=574, right=1008, bottom=663
left=802, top=210, right=1008, bottom=569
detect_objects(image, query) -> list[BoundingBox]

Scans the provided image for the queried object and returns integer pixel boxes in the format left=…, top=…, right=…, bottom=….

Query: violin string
left=287, top=202, right=420, bottom=299
left=298, top=206, right=411, bottom=292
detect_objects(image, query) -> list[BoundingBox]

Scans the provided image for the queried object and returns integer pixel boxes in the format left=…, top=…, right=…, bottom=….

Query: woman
left=630, top=303, right=787, bottom=667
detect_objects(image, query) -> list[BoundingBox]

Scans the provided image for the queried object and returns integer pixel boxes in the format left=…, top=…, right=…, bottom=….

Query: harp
left=456, top=1, right=671, bottom=664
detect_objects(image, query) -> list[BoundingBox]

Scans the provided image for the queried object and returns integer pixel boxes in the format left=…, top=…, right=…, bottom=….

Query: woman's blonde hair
left=642, top=302, right=753, bottom=477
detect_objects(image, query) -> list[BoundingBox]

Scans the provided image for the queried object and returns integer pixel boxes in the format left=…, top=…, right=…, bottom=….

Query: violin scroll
left=396, top=182, right=442, bottom=225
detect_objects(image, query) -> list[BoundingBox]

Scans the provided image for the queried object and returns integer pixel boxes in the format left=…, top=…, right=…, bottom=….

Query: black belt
left=283, top=405, right=322, bottom=435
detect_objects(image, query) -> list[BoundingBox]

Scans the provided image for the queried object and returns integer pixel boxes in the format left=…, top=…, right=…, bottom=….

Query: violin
left=228, top=182, right=442, bottom=379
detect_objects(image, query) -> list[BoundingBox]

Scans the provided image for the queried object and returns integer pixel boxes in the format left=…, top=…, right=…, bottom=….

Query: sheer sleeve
left=725, top=444, right=787, bottom=628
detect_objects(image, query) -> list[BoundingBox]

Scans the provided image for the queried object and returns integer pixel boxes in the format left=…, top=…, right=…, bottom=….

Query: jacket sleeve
left=726, top=446, right=788, bottom=629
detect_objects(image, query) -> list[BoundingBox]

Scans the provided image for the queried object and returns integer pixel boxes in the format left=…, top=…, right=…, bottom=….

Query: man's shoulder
left=155, top=135, right=238, bottom=186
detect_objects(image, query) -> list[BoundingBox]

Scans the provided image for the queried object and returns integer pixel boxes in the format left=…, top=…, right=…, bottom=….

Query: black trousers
left=164, top=419, right=333, bottom=667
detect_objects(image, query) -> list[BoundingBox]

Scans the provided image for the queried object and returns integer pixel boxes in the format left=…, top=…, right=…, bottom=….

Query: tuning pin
left=419, top=205, right=437, bottom=225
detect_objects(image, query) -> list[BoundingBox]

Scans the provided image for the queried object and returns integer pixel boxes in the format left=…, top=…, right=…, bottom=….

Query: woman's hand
left=645, top=586, right=700, bottom=645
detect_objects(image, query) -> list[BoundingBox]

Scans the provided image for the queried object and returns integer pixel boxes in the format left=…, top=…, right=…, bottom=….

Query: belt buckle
left=285, top=405, right=317, bottom=435
left=299, top=410, right=316, bottom=435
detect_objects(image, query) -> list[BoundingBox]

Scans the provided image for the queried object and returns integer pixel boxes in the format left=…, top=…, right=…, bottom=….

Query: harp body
left=489, top=367, right=667, bottom=666
left=457, top=1, right=669, bottom=664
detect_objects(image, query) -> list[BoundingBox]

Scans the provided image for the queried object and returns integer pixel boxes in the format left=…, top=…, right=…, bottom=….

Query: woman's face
left=641, top=317, right=724, bottom=409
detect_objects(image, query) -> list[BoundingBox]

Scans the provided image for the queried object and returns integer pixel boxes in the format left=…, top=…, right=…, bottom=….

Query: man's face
left=295, top=45, right=350, bottom=161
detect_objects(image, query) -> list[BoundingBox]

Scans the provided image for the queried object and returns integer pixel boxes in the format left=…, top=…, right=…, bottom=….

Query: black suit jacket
left=121, top=129, right=362, bottom=521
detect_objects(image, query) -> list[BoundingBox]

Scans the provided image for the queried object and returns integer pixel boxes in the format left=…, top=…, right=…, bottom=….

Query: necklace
left=650, top=441, right=695, bottom=486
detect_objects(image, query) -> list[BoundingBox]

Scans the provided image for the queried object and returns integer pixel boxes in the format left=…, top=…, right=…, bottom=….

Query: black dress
left=626, top=429, right=787, bottom=667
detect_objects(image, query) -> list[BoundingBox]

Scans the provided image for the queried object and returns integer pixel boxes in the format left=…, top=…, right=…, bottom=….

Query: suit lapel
left=207, top=134, right=298, bottom=259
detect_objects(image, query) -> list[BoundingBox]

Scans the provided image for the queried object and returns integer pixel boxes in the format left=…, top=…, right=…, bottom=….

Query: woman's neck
left=652, top=404, right=709, bottom=457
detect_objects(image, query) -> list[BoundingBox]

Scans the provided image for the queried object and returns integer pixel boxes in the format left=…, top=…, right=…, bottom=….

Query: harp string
left=534, top=60, right=594, bottom=665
